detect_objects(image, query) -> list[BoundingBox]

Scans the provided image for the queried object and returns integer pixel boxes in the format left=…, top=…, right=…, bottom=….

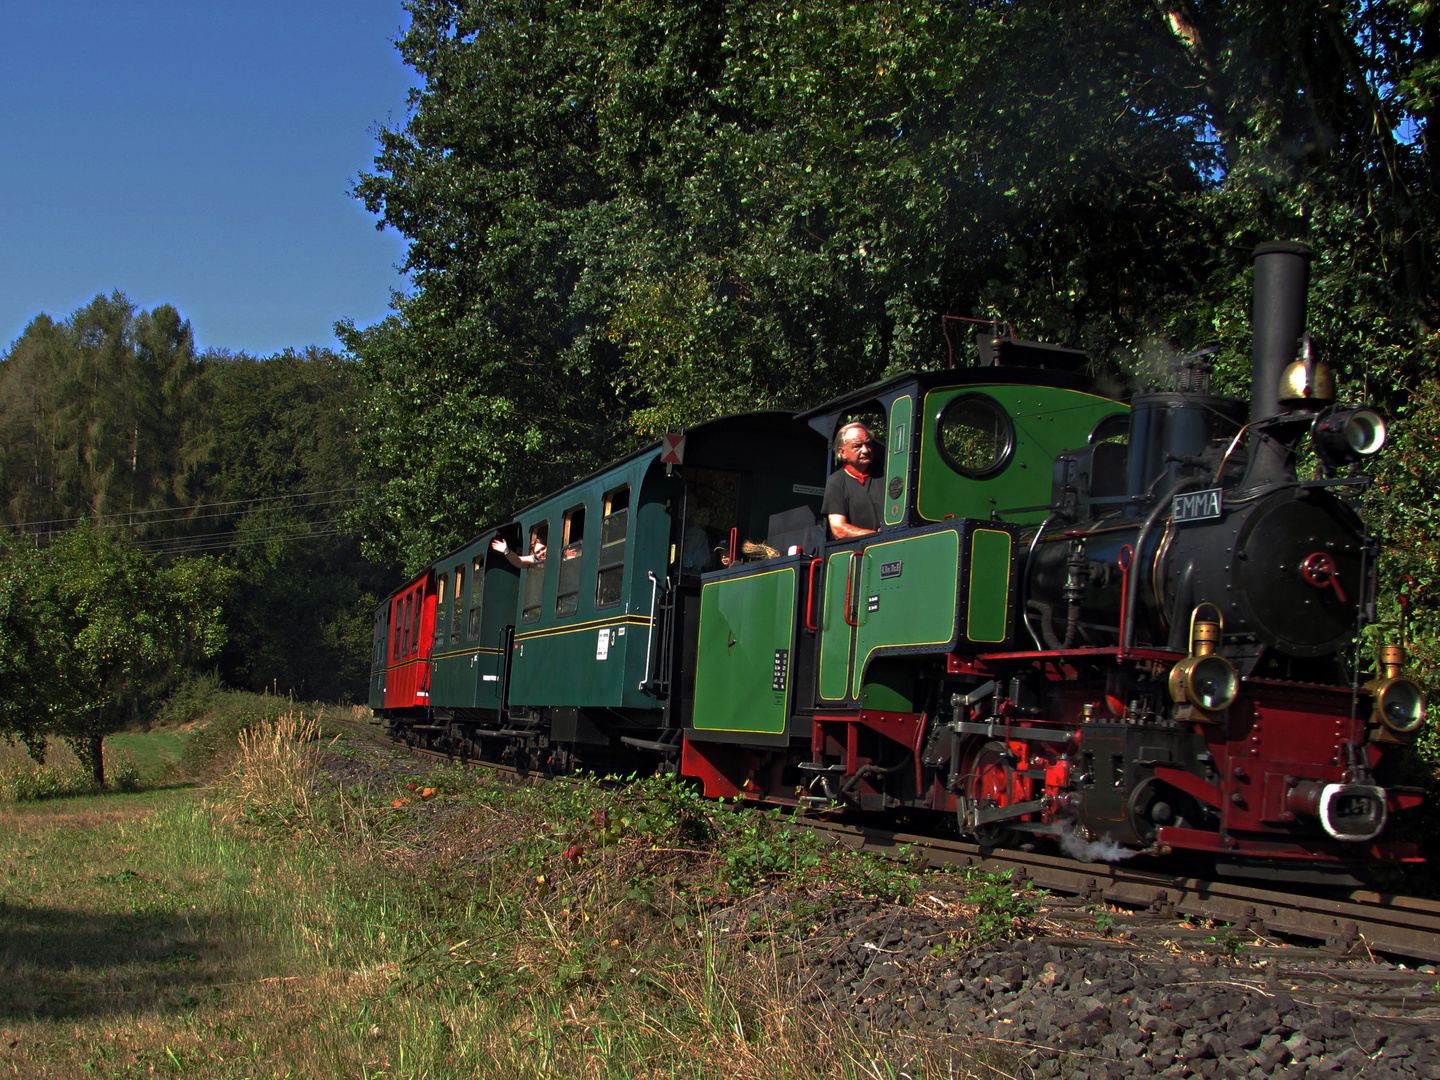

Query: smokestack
left=1251, top=241, right=1312, bottom=424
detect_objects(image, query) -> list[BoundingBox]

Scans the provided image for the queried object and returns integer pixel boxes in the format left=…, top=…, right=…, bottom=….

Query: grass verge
left=0, top=709, right=1038, bottom=1078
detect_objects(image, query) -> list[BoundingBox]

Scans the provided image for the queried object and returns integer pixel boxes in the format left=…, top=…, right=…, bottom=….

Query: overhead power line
left=135, top=525, right=362, bottom=559
left=0, top=486, right=365, bottom=532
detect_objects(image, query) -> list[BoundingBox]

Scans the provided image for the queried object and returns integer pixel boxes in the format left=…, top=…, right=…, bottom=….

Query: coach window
left=400, top=594, right=413, bottom=657
left=448, top=565, right=464, bottom=643
left=391, top=600, right=403, bottom=661
left=409, top=589, right=423, bottom=654
left=596, top=487, right=628, bottom=607
left=434, top=575, right=448, bottom=644
left=466, top=555, right=485, bottom=640
left=521, top=522, right=549, bottom=624
left=556, top=506, right=585, bottom=617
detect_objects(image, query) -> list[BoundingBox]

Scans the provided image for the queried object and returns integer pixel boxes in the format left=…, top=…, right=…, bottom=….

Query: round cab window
left=936, top=393, right=1014, bottom=478
left=1089, top=412, right=1128, bottom=445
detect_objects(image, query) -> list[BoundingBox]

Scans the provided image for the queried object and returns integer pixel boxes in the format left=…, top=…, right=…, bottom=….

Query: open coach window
left=557, top=506, right=585, bottom=617
left=522, top=522, right=548, bottom=624
left=467, top=555, right=484, bottom=640
left=434, top=575, right=448, bottom=644
left=450, top=564, right=465, bottom=643
left=596, top=487, right=628, bottom=607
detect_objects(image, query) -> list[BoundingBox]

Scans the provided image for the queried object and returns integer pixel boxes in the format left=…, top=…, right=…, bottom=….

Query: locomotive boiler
left=372, top=242, right=1427, bottom=881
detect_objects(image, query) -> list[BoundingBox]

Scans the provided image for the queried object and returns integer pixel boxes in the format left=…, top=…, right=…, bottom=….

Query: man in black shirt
left=822, top=421, right=884, bottom=539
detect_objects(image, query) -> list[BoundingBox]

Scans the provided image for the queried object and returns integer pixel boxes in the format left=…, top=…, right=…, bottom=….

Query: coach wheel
left=957, top=740, right=1026, bottom=849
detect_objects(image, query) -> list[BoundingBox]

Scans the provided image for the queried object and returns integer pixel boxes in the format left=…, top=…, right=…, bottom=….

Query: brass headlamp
left=1365, top=645, right=1427, bottom=740
left=1169, top=606, right=1239, bottom=718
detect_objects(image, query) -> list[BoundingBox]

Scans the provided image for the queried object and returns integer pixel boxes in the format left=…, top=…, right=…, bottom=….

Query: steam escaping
left=1058, top=822, right=1138, bottom=864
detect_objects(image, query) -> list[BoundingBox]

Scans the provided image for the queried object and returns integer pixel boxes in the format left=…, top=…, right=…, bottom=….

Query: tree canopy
left=343, top=2, right=1440, bottom=675
left=0, top=527, right=233, bottom=784
left=0, top=298, right=400, bottom=703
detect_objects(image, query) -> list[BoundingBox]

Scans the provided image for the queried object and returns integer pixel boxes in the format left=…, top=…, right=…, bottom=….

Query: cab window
left=936, top=393, right=1013, bottom=479
left=677, top=467, right=740, bottom=575
left=596, top=488, right=628, bottom=607
left=556, top=506, right=585, bottom=617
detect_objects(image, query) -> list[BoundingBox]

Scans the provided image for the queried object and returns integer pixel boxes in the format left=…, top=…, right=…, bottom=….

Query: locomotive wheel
left=957, top=740, right=1027, bottom=849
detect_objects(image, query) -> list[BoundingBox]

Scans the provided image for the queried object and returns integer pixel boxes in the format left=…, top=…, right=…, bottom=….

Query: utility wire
left=0, top=486, right=364, bottom=532
left=130, top=515, right=360, bottom=553
left=135, top=526, right=360, bottom=558
left=110, top=494, right=363, bottom=532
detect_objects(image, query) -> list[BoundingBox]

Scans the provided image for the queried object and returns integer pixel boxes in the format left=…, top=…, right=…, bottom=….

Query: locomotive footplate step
left=620, top=735, right=680, bottom=753
left=973, top=798, right=1046, bottom=825
left=798, top=761, right=847, bottom=773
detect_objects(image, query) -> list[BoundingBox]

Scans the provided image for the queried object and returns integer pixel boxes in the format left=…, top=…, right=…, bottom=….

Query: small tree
left=30, top=526, right=234, bottom=785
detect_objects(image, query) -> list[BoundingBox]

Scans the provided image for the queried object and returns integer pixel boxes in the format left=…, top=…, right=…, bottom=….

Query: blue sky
left=1, top=1, right=414, bottom=356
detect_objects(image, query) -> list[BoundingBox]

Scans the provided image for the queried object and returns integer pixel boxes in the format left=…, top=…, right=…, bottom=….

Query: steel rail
left=800, top=818, right=1440, bottom=962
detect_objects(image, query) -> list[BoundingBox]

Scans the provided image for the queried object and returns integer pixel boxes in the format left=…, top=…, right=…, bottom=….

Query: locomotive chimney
left=1250, top=241, right=1313, bottom=425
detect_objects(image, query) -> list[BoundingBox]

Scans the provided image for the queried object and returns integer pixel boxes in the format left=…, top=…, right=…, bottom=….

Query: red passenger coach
left=383, top=572, right=437, bottom=713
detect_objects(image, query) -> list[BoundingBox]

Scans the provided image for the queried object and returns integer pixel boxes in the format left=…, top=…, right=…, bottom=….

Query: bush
left=152, top=672, right=225, bottom=727
left=179, top=691, right=306, bottom=779
left=0, top=759, right=93, bottom=802
left=109, top=750, right=142, bottom=793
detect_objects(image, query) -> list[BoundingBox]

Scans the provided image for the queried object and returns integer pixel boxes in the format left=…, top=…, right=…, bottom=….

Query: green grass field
left=1, top=706, right=1007, bottom=1079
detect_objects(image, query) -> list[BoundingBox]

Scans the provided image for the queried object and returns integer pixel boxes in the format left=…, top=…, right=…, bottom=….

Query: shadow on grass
left=6, top=780, right=203, bottom=807
left=0, top=901, right=230, bottom=1019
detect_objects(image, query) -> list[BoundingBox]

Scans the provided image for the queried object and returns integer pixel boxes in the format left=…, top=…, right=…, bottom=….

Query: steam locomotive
left=371, top=242, right=1427, bottom=880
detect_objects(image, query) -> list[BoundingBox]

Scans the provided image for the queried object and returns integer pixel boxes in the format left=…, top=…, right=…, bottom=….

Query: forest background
left=3, top=0, right=1440, bottom=766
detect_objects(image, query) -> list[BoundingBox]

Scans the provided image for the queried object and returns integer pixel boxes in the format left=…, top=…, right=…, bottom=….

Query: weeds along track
left=806, top=820, right=1440, bottom=964
left=337, top=714, right=1440, bottom=965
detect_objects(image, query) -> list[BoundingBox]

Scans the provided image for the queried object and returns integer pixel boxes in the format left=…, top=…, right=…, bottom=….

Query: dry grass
left=215, top=709, right=326, bottom=816
left=0, top=720, right=1024, bottom=1079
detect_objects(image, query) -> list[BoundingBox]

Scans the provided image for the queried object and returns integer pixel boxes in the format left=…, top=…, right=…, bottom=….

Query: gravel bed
left=716, top=894, right=1440, bottom=1078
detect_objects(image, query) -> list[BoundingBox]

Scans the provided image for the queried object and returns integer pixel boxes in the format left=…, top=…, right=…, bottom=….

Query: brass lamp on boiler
left=1365, top=645, right=1427, bottom=741
left=1169, top=606, right=1240, bottom=720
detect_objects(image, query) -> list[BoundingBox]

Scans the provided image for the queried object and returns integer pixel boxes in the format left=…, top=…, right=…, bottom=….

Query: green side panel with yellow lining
left=818, top=549, right=856, bottom=701
left=816, top=521, right=1018, bottom=705
left=849, top=528, right=962, bottom=699
left=883, top=394, right=912, bottom=527
left=965, top=527, right=1013, bottom=643
left=692, top=565, right=797, bottom=735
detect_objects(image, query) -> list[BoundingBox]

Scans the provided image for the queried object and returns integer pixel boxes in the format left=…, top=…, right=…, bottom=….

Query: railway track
left=345, top=717, right=1440, bottom=964
left=806, top=819, right=1440, bottom=964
